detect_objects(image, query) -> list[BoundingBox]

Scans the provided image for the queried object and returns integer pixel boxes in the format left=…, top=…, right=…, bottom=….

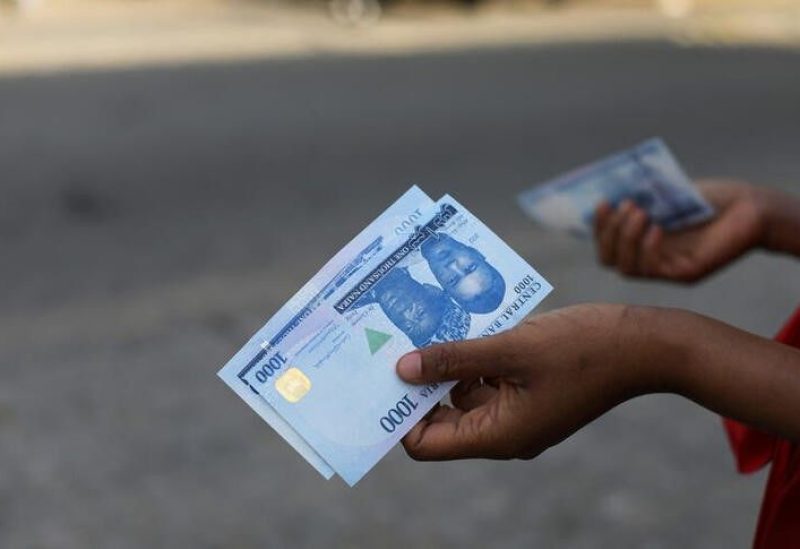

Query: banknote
left=227, top=193, right=553, bottom=486
left=517, top=138, right=715, bottom=237
left=219, top=185, right=434, bottom=480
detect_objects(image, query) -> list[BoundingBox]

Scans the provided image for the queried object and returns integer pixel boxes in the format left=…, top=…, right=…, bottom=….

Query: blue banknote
left=219, top=186, right=434, bottom=479
left=226, top=193, right=553, bottom=486
left=517, top=138, right=715, bottom=237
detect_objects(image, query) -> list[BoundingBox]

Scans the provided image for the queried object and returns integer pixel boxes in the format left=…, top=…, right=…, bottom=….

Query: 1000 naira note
left=219, top=190, right=552, bottom=485
left=518, top=138, right=715, bottom=237
left=218, top=186, right=435, bottom=479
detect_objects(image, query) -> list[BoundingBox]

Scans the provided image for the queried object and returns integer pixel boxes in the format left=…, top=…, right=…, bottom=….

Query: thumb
left=396, top=333, right=517, bottom=384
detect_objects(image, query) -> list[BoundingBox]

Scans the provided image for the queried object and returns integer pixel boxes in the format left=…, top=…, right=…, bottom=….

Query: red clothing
left=724, top=308, right=800, bottom=549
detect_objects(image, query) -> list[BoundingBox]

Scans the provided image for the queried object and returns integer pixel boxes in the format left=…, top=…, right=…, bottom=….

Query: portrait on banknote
left=359, top=267, right=471, bottom=347
left=352, top=232, right=507, bottom=348
left=420, top=233, right=507, bottom=314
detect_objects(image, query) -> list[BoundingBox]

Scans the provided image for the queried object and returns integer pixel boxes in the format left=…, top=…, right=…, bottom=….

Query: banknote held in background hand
left=517, top=138, right=715, bottom=237
left=218, top=188, right=552, bottom=486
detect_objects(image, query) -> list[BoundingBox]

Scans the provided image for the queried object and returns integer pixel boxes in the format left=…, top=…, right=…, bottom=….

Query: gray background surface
left=1, top=41, right=799, bottom=548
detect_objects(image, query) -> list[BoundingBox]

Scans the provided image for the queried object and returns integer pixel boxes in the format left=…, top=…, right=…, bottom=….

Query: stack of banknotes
left=219, top=138, right=713, bottom=486
left=219, top=187, right=554, bottom=485
left=517, top=138, right=715, bottom=237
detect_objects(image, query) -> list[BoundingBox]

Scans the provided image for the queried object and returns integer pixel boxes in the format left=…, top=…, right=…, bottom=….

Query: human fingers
left=451, top=380, right=498, bottom=411
left=594, top=201, right=613, bottom=241
left=615, top=206, right=650, bottom=276
left=401, top=406, right=502, bottom=461
left=640, top=225, right=664, bottom=277
left=597, top=200, right=634, bottom=267
left=396, top=333, right=520, bottom=385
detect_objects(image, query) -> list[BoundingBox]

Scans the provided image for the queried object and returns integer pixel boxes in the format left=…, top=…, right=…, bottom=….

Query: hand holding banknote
left=397, top=303, right=800, bottom=462
left=396, top=304, right=649, bottom=461
left=593, top=179, right=767, bottom=282
left=517, top=138, right=716, bottom=238
left=219, top=186, right=553, bottom=485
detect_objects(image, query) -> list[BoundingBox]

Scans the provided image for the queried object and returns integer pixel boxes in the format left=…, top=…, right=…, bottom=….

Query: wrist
left=754, top=186, right=800, bottom=255
left=615, top=306, right=696, bottom=398
left=751, top=186, right=777, bottom=250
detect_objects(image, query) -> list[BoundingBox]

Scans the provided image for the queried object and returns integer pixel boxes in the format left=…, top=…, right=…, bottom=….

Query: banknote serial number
left=379, top=394, right=419, bottom=433
left=254, top=352, right=288, bottom=383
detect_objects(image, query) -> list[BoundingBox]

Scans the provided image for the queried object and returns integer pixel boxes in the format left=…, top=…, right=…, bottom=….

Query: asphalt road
left=1, top=41, right=799, bottom=548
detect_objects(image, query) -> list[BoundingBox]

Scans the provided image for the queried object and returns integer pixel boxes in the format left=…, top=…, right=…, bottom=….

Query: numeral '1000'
left=255, top=352, right=287, bottom=383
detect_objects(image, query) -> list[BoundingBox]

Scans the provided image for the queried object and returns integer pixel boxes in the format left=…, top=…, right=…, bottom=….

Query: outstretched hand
left=594, top=180, right=766, bottom=283
left=397, top=302, right=800, bottom=462
left=395, top=304, right=655, bottom=461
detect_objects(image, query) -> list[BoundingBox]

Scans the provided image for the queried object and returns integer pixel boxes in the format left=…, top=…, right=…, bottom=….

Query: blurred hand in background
left=593, top=180, right=769, bottom=283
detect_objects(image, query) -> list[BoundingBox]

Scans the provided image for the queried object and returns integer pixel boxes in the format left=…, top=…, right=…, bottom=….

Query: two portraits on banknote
left=352, top=232, right=507, bottom=348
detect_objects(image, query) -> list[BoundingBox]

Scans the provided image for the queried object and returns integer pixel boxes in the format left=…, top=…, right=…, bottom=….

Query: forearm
left=635, top=307, right=800, bottom=442
left=758, top=186, right=800, bottom=257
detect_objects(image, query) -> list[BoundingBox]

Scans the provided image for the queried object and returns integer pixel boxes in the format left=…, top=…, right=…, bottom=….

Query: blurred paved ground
left=1, top=40, right=799, bottom=548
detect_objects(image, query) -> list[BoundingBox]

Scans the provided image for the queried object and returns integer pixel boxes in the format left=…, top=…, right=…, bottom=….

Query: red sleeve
left=722, top=308, right=800, bottom=549
left=723, top=308, right=800, bottom=473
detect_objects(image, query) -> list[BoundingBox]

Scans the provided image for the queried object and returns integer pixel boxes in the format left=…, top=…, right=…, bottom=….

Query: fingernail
left=397, top=352, right=422, bottom=381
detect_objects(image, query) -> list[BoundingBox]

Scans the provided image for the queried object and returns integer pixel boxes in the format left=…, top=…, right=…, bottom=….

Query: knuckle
left=622, top=222, right=640, bottom=240
left=401, top=435, right=429, bottom=461
left=429, top=344, right=460, bottom=380
left=459, top=415, right=490, bottom=455
left=404, top=445, right=425, bottom=461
